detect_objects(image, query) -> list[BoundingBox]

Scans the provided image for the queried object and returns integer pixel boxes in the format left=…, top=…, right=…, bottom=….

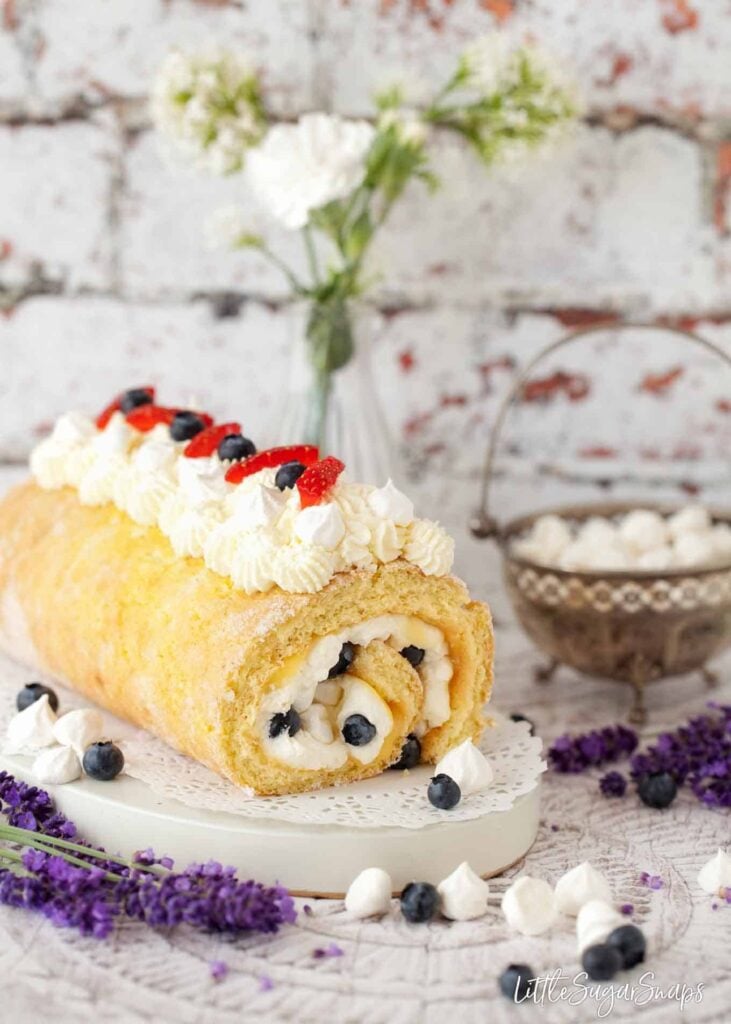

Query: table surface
left=0, top=466, right=729, bottom=1024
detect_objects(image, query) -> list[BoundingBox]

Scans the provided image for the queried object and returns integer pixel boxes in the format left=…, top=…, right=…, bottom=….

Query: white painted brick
left=0, top=29, right=26, bottom=103
left=0, top=295, right=297, bottom=458
left=119, top=130, right=306, bottom=298
left=320, top=0, right=731, bottom=121
left=375, top=308, right=731, bottom=479
left=0, top=119, right=115, bottom=290
left=369, top=125, right=715, bottom=313
left=31, top=0, right=315, bottom=117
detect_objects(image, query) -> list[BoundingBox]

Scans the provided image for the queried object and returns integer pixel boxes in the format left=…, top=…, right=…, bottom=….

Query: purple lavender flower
left=258, top=974, right=274, bottom=992
left=599, top=771, right=627, bottom=797
left=209, top=960, right=228, bottom=981
left=629, top=704, right=731, bottom=809
left=640, top=872, right=663, bottom=891
left=313, top=942, right=344, bottom=959
left=0, top=771, right=296, bottom=941
left=620, top=903, right=634, bottom=916
left=548, top=725, right=638, bottom=774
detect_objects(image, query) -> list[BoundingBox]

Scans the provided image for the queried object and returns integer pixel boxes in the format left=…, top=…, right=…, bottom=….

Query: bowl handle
left=469, top=321, right=731, bottom=541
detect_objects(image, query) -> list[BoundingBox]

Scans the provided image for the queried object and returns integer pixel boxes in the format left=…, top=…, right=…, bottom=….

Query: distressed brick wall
left=1, top=0, right=730, bottom=526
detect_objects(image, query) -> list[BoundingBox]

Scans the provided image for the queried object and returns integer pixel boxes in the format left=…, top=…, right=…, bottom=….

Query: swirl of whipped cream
left=159, top=494, right=223, bottom=558
left=176, top=454, right=230, bottom=508
left=369, top=518, right=403, bottom=563
left=30, top=411, right=97, bottom=488
left=205, top=522, right=278, bottom=592
left=404, top=519, right=455, bottom=576
left=273, top=544, right=337, bottom=593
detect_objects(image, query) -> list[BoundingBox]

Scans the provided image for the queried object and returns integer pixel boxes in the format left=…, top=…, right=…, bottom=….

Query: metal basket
left=470, top=322, right=731, bottom=723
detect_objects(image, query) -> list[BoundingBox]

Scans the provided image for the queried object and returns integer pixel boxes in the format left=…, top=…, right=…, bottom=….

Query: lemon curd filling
left=260, top=615, right=453, bottom=770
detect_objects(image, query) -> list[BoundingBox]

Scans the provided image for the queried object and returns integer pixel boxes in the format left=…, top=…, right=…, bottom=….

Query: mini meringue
left=294, top=503, right=346, bottom=549
left=697, top=849, right=731, bottom=894
left=437, top=862, right=490, bottom=921
left=6, top=695, right=57, bottom=752
left=53, top=708, right=104, bottom=757
left=619, top=509, right=668, bottom=554
left=435, top=739, right=493, bottom=797
left=501, top=876, right=557, bottom=936
left=229, top=484, right=286, bottom=530
left=32, top=745, right=82, bottom=785
left=668, top=504, right=711, bottom=539
left=576, top=899, right=625, bottom=952
left=554, top=861, right=612, bottom=916
left=367, top=479, right=414, bottom=526
left=344, top=867, right=393, bottom=918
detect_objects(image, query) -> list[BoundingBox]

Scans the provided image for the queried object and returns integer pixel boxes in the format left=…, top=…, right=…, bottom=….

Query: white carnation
left=247, top=113, right=376, bottom=230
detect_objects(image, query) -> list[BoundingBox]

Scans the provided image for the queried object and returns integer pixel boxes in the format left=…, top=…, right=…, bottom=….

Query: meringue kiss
left=344, top=868, right=393, bottom=918
left=554, top=861, right=612, bottom=916
left=501, top=876, right=557, bottom=936
left=697, top=849, right=731, bottom=895
left=437, top=862, right=490, bottom=921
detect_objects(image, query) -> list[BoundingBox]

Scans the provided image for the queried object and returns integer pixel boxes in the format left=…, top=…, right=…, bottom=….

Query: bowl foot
left=535, top=658, right=559, bottom=684
left=700, top=665, right=719, bottom=689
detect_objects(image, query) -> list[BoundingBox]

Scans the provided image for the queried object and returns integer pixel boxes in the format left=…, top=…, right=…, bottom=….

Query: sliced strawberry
left=225, top=444, right=319, bottom=484
left=296, top=456, right=345, bottom=508
left=96, top=386, right=156, bottom=430
left=95, top=399, right=121, bottom=430
left=197, top=412, right=215, bottom=429
left=183, top=422, right=242, bottom=458
left=126, top=404, right=178, bottom=433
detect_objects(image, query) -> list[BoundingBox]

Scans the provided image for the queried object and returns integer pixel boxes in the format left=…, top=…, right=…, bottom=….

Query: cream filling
left=260, top=614, right=453, bottom=771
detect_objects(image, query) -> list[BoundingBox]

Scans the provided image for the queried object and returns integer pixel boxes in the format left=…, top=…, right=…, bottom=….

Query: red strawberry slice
left=296, top=456, right=345, bottom=508
left=95, top=399, right=121, bottom=430
left=95, top=386, right=156, bottom=430
left=183, top=422, right=242, bottom=458
left=225, top=444, right=319, bottom=484
left=126, top=404, right=178, bottom=432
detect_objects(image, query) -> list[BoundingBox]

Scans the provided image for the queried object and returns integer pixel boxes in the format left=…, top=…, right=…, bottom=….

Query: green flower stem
left=0, top=824, right=166, bottom=879
left=257, top=244, right=304, bottom=293
left=303, top=225, right=320, bottom=286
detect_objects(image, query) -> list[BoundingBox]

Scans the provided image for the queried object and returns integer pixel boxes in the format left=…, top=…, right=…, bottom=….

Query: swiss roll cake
left=0, top=389, right=493, bottom=795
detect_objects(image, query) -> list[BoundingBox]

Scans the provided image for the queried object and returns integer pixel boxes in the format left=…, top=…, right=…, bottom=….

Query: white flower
left=461, top=33, right=516, bottom=95
left=247, top=113, right=376, bottom=230
left=379, top=107, right=428, bottom=147
left=151, top=48, right=264, bottom=174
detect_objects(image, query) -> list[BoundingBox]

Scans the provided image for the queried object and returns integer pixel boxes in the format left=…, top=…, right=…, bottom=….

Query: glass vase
left=266, top=301, right=400, bottom=486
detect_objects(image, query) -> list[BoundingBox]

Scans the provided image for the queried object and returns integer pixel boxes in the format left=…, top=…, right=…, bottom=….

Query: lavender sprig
left=548, top=725, right=638, bottom=773
left=0, top=771, right=296, bottom=940
left=629, top=703, right=731, bottom=809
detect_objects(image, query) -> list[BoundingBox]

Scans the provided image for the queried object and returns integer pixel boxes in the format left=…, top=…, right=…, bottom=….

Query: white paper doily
left=0, top=653, right=545, bottom=830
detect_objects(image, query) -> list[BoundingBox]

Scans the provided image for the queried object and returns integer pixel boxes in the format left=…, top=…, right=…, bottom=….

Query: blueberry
left=498, top=964, right=537, bottom=1002
left=607, top=924, right=646, bottom=968
left=328, top=642, right=355, bottom=678
left=119, top=388, right=153, bottom=414
left=400, top=882, right=439, bottom=923
left=217, top=433, right=256, bottom=462
left=269, top=708, right=301, bottom=739
left=637, top=771, right=677, bottom=809
left=16, top=683, right=59, bottom=713
left=342, top=714, right=376, bottom=746
left=427, top=773, right=461, bottom=810
left=275, top=461, right=306, bottom=490
left=82, top=741, right=125, bottom=781
left=400, top=645, right=425, bottom=668
left=390, top=733, right=421, bottom=770
left=581, top=943, right=623, bottom=981
left=509, top=712, right=535, bottom=735
left=170, top=410, right=206, bottom=442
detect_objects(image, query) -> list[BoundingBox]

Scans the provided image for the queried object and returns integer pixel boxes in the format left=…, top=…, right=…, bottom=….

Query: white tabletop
left=0, top=466, right=729, bottom=1024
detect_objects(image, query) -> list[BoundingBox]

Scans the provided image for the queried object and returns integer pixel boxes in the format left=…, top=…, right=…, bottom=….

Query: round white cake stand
left=1, top=750, right=540, bottom=897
